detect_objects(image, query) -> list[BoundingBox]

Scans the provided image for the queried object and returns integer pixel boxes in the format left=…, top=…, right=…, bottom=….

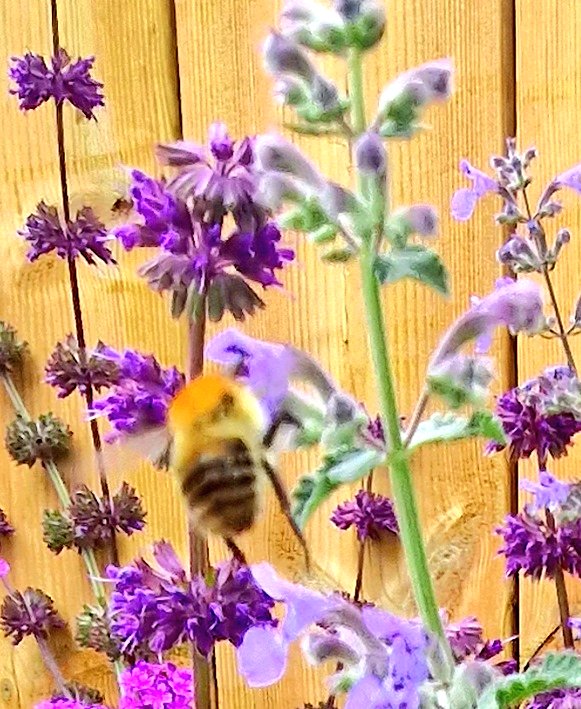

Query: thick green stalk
left=347, top=48, right=453, bottom=676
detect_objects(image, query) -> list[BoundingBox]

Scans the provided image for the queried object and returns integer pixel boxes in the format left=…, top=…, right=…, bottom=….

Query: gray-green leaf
left=407, top=411, right=506, bottom=452
left=374, top=245, right=449, bottom=295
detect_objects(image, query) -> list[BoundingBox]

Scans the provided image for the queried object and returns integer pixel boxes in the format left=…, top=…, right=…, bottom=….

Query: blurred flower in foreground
left=118, top=661, right=193, bottom=709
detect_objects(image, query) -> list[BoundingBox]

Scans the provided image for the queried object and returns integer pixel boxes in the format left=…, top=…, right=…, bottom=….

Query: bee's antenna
left=224, top=537, right=248, bottom=566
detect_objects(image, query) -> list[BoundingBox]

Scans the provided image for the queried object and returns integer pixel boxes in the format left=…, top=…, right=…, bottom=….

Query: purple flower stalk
left=331, top=489, right=398, bottom=541
left=19, top=203, right=114, bottom=266
left=107, top=542, right=276, bottom=658
left=9, top=49, right=104, bottom=118
left=119, top=661, right=193, bottom=709
left=90, top=348, right=184, bottom=441
left=487, top=366, right=581, bottom=461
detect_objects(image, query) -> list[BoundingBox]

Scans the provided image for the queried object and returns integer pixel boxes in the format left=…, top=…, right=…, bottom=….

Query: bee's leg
left=262, top=459, right=311, bottom=571
left=224, top=537, right=248, bottom=566
left=262, top=410, right=301, bottom=449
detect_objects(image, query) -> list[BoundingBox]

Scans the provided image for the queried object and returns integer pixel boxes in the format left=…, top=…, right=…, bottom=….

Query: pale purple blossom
left=521, top=471, right=571, bottom=512
left=450, top=159, right=498, bottom=221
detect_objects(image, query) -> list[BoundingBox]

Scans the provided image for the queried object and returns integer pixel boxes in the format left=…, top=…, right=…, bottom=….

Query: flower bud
left=400, top=204, right=438, bottom=237
left=427, top=353, right=494, bottom=408
left=42, top=509, right=74, bottom=554
left=354, top=131, right=386, bottom=175
left=5, top=413, right=72, bottom=467
left=497, top=235, right=541, bottom=273
left=334, top=0, right=386, bottom=50
left=255, top=134, right=325, bottom=188
left=0, top=322, right=27, bottom=374
left=280, top=0, right=346, bottom=53
left=263, top=32, right=316, bottom=84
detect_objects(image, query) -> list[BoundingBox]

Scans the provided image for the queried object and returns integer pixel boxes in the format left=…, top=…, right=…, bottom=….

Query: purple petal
left=555, top=163, right=581, bottom=193
left=237, top=626, right=288, bottom=687
left=346, top=675, right=390, bottom=709
left=450, top=188, right=479, bottom=221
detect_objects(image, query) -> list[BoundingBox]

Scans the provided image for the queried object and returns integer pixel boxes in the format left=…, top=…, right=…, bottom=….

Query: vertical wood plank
left=516, top=0, right=581, bottom=662
left=175, top=0, right=515, bottom=706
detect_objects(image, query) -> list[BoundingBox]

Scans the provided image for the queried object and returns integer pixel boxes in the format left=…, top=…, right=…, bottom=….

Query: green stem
left=347, top=48, right=453, bottom=678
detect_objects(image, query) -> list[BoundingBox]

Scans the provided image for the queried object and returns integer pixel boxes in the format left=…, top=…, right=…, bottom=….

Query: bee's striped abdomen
left=181, top=438, right=260, bottom=537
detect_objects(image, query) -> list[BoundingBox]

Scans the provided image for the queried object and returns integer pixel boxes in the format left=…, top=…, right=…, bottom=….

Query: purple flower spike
left=331, top=489, right=398, bottom=541
left=451, top=159, right=498, bottom=221
left=9, top=49, right=104, bottom=118
left=118, top=661, right=193, bottom=709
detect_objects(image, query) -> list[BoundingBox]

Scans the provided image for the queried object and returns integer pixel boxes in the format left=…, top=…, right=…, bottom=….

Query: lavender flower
left=19, top=203, right=114, bottom=265
left=9, top=49, right=104, bottom=118
left=45, top=337, right=120, bottom=398
left=1, top=587, right=65, bottom=645
left=107, top=542, right=276, bottom=658
left=0, top=508, right=14, bottom=539
left=118, top=661, right=193, bottom=709
left=521, top=471, right=571, bottom=512
left=331, top=489, right=398, bottom=541
left=487, top=367, right=581, bottom=461
left=0, top=322, right=28, bottom=374
left=497, top=512, right=581, bottom=580
left=90, top=349, right=184, bottom=441
left=112, top=169, right=293, bottom=320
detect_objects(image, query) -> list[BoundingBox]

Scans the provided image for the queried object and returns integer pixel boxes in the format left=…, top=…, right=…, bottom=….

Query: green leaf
left=477, top=651, right=581, bottom=708
left=283, top=122, right=342, bottom=136
left=407, top=411, right=506, bottom=452
left=308, top=224, right=338, bottom=244
left=291, top=446, right=381, bottom=528
left=321, top=247, right=355, bottom=263
left=374, top=245, right=449, bottom=295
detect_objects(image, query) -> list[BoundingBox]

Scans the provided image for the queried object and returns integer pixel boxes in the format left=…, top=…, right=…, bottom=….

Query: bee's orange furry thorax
left=167, top=373, right=240, bottom=429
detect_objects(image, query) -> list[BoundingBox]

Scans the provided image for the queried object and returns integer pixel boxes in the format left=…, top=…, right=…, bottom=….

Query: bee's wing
left=100, top=426, right=173, bottom=477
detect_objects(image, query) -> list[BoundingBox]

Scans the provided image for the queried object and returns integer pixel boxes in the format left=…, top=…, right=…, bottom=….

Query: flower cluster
left=488, top=366, right=581, bottom=461
left=331, top=489, right=398, bottom=541
left=5, top=413, right=72, bottom=467
left=113, top=123, right=294, bottom=322
left=91, top=348, right=184, bottom=442
left=9, top=48, right=104, bottom=118
left=118, top=661, right=193, bottom=709
left=0, top=322, right=28, bottom=374
left=1, top=587, right=65, bottom=645
left=43, top=483, right=145, bottom=554
left=45, top=336, right=120, bottom=399
left=19, top=203, right=114, bottom=266
left=107, top=542, right=276, bottom=658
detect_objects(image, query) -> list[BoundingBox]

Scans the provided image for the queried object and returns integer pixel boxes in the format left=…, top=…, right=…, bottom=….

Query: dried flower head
left=1, top=588, right=65, bottom=645
left=118, top=661, right=193, bottom=709
left=19, top=203, right=114, bottom=265
left=5, top=413, right=72, bottom=467
left=76, top=604, right=122, bottom=661
left=0, top=322, right=28, bottom=374
left=0, top=508, right=14, bottom=539
left=9, top=49, right=104, bottom=118
left=45, top=337, right=120, bottom=398
left=331, top=489, right=398, bottom=541
left=43, top=483, right=145, bottom=553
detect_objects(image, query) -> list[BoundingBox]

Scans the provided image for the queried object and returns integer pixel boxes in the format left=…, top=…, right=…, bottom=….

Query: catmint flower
left=90, top=348, right=184, bottom=441
left=334, top=0, right=385, bottom=49
left=256, top=134, right=326, bottom=191
left=552, top=163, right=581, bottom=194
left=108, top=542, right=276, bottom=658
left=331, top=489, right=398, bottom=541
left=45, top=336, right=120, bottom=398
left=0, top=322, right=28, bottom=374
left=520, top=471, right=571, bottom=512
left=9, top=49, right=104, bottom=118
left=450, top=159, right=499, bottom=221
left=156, top=123, right=262, bottom=228
left=5, top=413, right=72, bottom=467
left=1, top=587, right=65, bottom=645
left=427, top=353, right=494, bottom=409
left=526, top=687, right=581, bottom=708
left=44, top=483, right=145, bottom=553
left=0, top=509, right=14, bottom=539
left=497, top=512, right=581, bottom=580
left=487, top=366, right=581, bottom=461
left=354, top=131, right=386, bottom=176
left=398, top=204, right=438, bottom=237
left=76, top=604, right=122, bottom=661
left=497, top=235, right=543, bottom=273
left=280, top=1, right=345, bottom=54
left=19, top=203, right=114, bottom=265
left=118, top=661, right=193, bottom=709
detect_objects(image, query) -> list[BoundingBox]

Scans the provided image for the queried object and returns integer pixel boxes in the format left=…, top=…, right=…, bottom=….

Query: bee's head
left=167, top=373, right=242, bottom=432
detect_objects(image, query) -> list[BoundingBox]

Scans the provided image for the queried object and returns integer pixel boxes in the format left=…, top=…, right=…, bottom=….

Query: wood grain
left=516, top=0, right=581, bottom=662
left=174, top=0, right=515, bottom=706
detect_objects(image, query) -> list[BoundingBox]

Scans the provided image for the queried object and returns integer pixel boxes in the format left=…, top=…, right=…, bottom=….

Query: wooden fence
left=0, top=0, right=579, bottom=706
